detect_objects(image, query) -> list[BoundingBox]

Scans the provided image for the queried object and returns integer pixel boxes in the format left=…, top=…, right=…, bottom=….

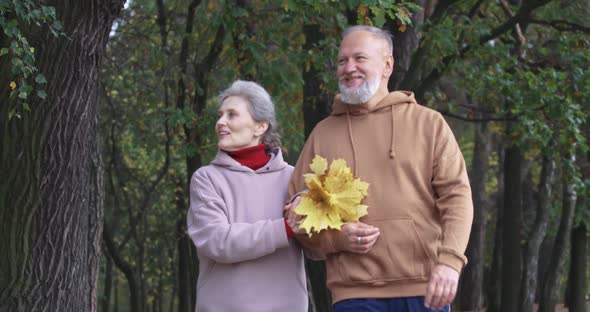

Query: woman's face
left=216, top=96, right=268, bottom=152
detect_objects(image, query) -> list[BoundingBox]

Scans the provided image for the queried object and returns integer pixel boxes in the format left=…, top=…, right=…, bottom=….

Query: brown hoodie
left=288, top=91, right=473, bottom=303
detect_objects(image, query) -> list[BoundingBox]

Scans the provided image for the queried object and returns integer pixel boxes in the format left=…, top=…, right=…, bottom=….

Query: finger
left=431, top=280, right=446, bottom=309
left=440, top=279, right=457, bottom=308
left=438, top=282, right=452, bottom=309
left=363, top=231, right=381, bottom=244
left=424, top=279, right=436, bottom=309
left=354, top=232, right=380, bottom=253
left=430, top=281, right=446, bottom=309
left=356, top=225, right=380, bottom=237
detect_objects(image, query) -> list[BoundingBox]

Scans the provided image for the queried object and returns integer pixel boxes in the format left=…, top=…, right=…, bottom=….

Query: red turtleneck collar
left=227, top=144, right=270, bottom=170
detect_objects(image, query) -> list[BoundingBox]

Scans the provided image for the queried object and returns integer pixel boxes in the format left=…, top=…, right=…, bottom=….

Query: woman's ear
left=255, top=121, right=269, bottom=137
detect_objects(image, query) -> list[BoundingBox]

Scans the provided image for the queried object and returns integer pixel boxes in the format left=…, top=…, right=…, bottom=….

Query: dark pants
left=333, top=297, right=450, bottom=312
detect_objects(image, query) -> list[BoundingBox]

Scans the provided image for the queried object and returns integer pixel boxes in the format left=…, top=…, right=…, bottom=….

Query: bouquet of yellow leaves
left=294, top=155, right=369, bottom=236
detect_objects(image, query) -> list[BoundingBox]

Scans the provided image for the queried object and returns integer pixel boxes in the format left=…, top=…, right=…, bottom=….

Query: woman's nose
left=216, top=115, right=225, bottom=125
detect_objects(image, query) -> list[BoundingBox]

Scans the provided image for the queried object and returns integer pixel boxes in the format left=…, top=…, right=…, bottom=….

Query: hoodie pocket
left=333, top=218, right=433, bottom=283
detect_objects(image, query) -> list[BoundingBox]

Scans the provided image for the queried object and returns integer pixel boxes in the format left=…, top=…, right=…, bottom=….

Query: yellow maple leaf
left=294, top=155, right=369, bottom=236
left=9, top=81, right=16, bottom=90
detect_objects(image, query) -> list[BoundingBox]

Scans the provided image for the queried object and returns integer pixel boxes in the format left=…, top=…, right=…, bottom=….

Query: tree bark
left=0, top=1, right=123, bottom=311
left=457, top=122, right=490, bottom=311
left=500, top=144, right=523, bottom=312
left=566, top=221, right=587, bottom=312
left=520, top=157, right=555, bottom=312
left=539, top=163, right=578, bottom=312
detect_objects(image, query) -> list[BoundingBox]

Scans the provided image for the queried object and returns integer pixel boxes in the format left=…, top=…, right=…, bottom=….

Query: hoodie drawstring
left=345, top=107, right=358, bottom=176
left=390, top=106, right=396, bottom=159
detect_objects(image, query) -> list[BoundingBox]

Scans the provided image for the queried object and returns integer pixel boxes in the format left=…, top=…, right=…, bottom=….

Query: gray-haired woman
left=187, top=80, right=308, bottom=311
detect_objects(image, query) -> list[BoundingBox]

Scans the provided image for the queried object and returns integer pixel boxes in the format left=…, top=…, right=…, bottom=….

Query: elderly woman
left=187, top=80, right=308, bottom=312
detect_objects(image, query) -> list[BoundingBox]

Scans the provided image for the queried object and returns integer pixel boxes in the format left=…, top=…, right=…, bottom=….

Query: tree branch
left=529, top=19, right=590, bottom=34
left=412, top=0, right=555, bottom=99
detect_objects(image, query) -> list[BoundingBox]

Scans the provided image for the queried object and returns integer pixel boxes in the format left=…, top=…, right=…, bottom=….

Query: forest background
left=1, top=0, right=589, bottom=311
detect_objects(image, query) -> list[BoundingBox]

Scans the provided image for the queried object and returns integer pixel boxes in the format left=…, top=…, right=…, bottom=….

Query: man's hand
left=284, top=196, right=305, bottom=234
left=335, top=222, right=380, bottom=254
left=424, top=264, right=459, bottom=310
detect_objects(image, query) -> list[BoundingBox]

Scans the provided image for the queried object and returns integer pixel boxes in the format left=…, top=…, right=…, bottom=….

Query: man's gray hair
left=343, top=25, right=393, bottom=55
left=218, top=80, right=281, bottom=150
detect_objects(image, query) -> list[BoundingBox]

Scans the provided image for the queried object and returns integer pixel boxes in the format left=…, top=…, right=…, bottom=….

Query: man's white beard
left=338, top=76, right=380, bottom=105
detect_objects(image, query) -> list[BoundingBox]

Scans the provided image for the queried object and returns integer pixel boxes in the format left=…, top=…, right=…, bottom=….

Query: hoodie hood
left=331, top=90, right=417, bottom=116
left=330, top=91, right=417, bottom=169
left=210, top=147, right=288, bottom=173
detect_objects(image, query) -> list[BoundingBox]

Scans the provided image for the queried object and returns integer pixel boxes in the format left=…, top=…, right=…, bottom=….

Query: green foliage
left=0, top=0, right=61, bottom=119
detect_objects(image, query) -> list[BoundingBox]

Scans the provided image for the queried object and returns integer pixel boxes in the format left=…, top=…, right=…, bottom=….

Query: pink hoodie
left=188, top=148, right=308, bottom=312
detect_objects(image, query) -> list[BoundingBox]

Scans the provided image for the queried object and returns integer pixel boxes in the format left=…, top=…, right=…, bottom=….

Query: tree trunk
left=539, top=165, right=577, bottom=312
left=302, top=25, right=332, bottom=141
left=500, top=144, right=523, bottom=312
left=0, top=1, right=123, bottom=311
left=102, top=249, right=114, bottom=312
left=566, top=221, right=587, bottom=312
left=487, top=146, right=505, bottom=312
left=457, top=122, right=490, bottom=310
left=304, top=260, right=331, bottom=312
left=520, top=157, right=556, bottom=312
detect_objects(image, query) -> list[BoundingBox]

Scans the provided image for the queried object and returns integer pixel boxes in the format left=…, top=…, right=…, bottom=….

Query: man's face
left=337, top=30, right=390, bottom=105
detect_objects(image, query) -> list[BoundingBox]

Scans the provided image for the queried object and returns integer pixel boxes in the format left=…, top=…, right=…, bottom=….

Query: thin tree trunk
left=500, top=144, right=523, bottom=312
left=102, top=250, right=114, bottom=312
left=0, top=1, right=123, bottom=311
left=566, top=221, right=587, bottom=312
left=114, top=275, right=119, bottom=312
left=520, top=157, right=556, bottom=312
left=539, top=160, right=577, bottom=312
left=103, top=222, right=142, bottom=312
left=457, top=122, right=490, bottom=310
left=487, top=146, right=505, bottom=312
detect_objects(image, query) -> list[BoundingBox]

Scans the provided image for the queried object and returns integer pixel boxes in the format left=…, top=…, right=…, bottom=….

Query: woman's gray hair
left=218, top=80, right=281, bottom=151
left=343, top=25, right=393, bottom=55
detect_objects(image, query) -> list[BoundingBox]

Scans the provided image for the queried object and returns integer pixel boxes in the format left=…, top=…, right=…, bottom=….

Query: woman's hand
left=284, top=196, right=305, bottom=235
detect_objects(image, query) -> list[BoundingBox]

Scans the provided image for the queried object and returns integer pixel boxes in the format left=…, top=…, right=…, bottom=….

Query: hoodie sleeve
left=431, top=114, right=474, bottom=272
left=187, top=170, right=289, bottom=264
left=288, top=130, right=342, bottom=258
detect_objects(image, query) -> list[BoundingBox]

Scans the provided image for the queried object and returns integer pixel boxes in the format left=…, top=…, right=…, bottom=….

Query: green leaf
left=37, top=90, right=47, bottom=99
left=35, top=74, right=47, bottom=84
left=0, top=47, right=8, bottom=56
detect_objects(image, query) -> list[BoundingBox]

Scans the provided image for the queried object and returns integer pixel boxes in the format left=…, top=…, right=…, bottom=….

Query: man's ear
left=255, top=121, right=269, bottom=137
left=383, top=55, right=394, bottom=78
